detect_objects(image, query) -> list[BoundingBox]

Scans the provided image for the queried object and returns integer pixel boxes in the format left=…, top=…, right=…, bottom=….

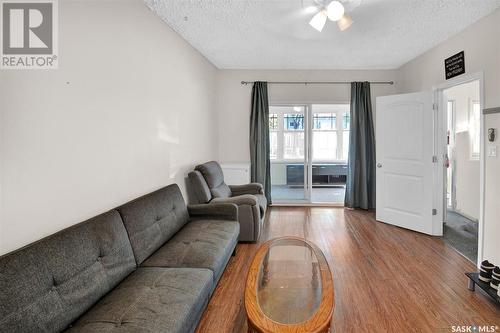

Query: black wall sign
left=445, top=51, right=465, bottom=80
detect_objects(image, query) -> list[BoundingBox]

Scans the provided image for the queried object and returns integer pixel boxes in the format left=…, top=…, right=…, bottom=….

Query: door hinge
left=432, top=208, right=437, bottom=216
left=432, top=155, right=438, bottom=163
left=433, top=103, right=438, bottom=111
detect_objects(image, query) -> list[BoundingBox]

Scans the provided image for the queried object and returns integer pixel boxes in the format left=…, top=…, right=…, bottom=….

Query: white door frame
left=447, top=99, right=457, bottom=211
left=433, top=71, right=485, bottom=267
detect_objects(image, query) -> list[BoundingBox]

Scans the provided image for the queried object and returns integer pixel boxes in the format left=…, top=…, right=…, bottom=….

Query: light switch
left=488, top=145, right=497, bottom=157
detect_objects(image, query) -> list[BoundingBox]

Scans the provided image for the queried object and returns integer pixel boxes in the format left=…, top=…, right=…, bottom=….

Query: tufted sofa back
left=0, top=210, right=136, bottom=332
left=117, top=184, right=189, bottom=265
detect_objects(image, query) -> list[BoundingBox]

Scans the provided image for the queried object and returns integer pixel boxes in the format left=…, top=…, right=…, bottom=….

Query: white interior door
left=376, top=91, right=439, bottom=235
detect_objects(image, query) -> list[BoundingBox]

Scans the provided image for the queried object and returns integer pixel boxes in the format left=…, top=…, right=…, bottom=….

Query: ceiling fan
left=307, top=0, right=361, bottom=32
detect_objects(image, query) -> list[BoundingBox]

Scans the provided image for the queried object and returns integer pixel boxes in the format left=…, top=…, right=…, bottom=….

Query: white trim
left=271, top=203, right=345, bottom=207
left=306, top=105, right=312, bottom=203
left=432, top=71, right=485, bottom=267
left=446, top=99, right=457, bottom=211
left=271, top=100, right=350, bottom=105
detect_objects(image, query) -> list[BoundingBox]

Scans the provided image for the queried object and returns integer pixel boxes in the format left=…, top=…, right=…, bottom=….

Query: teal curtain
left=250, top=82, right=272, bottom=203
left=345, top=82, right=376, bottom=209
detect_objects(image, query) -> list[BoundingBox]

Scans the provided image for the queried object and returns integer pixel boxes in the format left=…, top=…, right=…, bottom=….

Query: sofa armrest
left=229, top=183, right=264, bottom=196
left=188, top=203, right=238, bottom=221
left=211, top=194, right=258, bottom=206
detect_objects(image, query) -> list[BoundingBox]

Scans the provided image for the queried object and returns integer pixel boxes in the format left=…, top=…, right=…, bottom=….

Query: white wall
left=444, top=82, right=480, bottom=220
left=396, top=8, right=500, bottom=263
left=445, top=82, right=480, bottom=132
left=216, top=70, right=397, bottom=163
left=453, top=132, right=479, bottom=219
left=0, top=0, right=219, bottom=255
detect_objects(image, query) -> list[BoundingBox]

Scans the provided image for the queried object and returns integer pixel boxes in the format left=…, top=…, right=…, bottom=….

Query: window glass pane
left=283, top=132, right=304, bottom=159
left=342, top=131, right=350, bottom=161
left=269, top=114, right=278, bottom=130
left=284, top=114, right=304, bottom=130
left=313, top=113, right=336, bottom=130
left=343, top=112, right=350, bottom=130
left=312, top=132, right=337, bottom=161
left=270, top=131, right=278, bottom=160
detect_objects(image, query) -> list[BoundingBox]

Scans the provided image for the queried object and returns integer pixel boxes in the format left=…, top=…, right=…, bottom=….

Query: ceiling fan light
left=309, top=10, right=327, bottom=32
left=327, top=0, right=345, bottom=21
left=337, top=14, right=353, bottom=31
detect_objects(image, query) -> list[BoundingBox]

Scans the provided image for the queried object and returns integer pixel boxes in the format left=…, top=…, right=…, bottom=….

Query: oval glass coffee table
left=245, top=237, right=334, bottom=333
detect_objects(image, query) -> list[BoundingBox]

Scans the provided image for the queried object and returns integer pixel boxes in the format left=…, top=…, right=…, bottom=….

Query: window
left=268, top=104, right=350, bottom=162
left=342, top=112, right=350, bottom=130
left=470, top=101, right=480, bottom=160
left=312, top=113, right=337, bottom=160
left=313, top=113, right=336, bottom=130
left=268, top=106, right=305, bottom=161
left=283, top=112, right=305, bottom=159
left=284, top=114, right=304, bottom=130
left=342, top=112, right=350, bottom=160
left=269, top=114, right=278, bottom=130
left=311, top=104, right=350, bottom=162
left=269, top=113, right=278, bottom=160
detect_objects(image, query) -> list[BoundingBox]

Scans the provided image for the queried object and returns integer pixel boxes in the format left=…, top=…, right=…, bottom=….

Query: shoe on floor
left=490, top=267, right=500, bottom=290
left=479, top=260, right=495, bottom=282
left=492, top=266, right=500, bottom=278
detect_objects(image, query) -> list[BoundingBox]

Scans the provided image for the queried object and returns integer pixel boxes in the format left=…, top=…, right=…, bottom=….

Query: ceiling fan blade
left=342, top=0, right=362, bottom=12
left=337, top=14, right=353, bottom=31
left=309, top=10, right=327, bottom=31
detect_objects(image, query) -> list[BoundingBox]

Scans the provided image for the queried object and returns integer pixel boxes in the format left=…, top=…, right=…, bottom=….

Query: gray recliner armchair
left=188, top=161, right=267, bottom=242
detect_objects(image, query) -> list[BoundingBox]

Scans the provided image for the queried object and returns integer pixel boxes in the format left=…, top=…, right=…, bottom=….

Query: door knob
left=377, top=163, right=382, bottom=168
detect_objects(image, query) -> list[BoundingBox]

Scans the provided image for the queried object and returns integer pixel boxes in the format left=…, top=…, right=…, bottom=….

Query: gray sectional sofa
left=189, top=161, right=267, bottom=242
left=0, top=184, right=239, bottom=333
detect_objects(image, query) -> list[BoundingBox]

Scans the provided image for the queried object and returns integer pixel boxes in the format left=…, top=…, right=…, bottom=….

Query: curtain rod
left=241, top=80, right=394, bottom=85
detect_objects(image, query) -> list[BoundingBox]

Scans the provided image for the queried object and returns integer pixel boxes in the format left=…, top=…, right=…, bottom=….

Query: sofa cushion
left=0, top=210, right=136, bottom=333
left=118, top=184, right=189, bottom=265
left=255, top=193, right=268, bottom=216
left=195, top=161, right=225, bottom=188
left=141, top=220, right=239, bottom=284
left=188, top=203, right=239, bottom=221
left=68, top=267, right=213, bottom=333
left=211, top=194, right=258, bottom=206
left=188, top=170, right=212, bottom=203
left=195, top=161, right=232, bottom=199
left=211, top=183, right=232, bottom=199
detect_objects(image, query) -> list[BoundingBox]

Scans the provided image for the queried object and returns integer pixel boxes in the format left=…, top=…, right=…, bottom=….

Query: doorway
left=441, top=80, right=481, bottom=263
left=269, top=104, right=350, bottom=205
left=374, top=75, right=484, bottom=265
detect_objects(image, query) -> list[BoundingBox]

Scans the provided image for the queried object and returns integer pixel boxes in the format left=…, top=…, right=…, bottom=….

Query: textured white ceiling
left=145, top=0, right=500, bottom=70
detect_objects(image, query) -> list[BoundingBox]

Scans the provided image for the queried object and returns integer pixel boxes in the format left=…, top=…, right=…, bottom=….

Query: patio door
left=269, top=104, right=350, bottom=204
left=270, top=105, right=310, bottom=203
left=310, top=104, right=350, bottom=203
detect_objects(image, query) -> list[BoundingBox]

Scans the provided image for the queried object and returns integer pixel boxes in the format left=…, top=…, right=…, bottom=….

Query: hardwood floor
left=196, top=207, right=500, bottom=333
